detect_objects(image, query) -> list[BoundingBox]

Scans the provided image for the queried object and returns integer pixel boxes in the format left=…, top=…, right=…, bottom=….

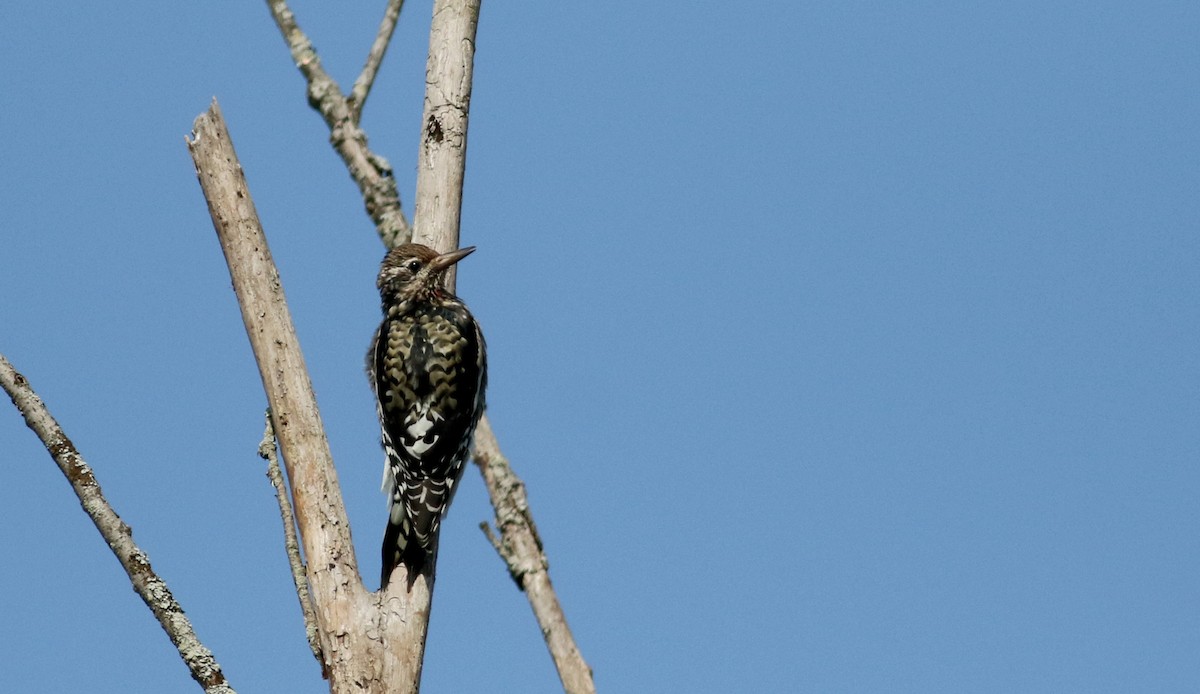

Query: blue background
left=2, top=2, right=1198, bottom=692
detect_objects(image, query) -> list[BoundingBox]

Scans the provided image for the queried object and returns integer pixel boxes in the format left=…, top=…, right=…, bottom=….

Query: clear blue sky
left=2, top=2, right=1197, bottom=692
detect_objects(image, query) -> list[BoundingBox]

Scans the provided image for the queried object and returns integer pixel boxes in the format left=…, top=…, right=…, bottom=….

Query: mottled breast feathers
left=375, top=300, right=486, bottom=479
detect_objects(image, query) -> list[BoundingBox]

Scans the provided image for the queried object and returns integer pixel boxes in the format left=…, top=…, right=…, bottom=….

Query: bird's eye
left=405, top=260, right=422, bottom=273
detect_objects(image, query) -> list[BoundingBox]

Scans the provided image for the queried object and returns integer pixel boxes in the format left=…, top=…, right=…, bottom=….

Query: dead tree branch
left=373, top=1, right=485, bottom=681
left=265, top=0, right=411, bottom=248
left=411, top=0, right=478, bottom=268
left=474, top=418, right=596, bottom=694
left=258, top=410, right=322, bottom=664
left=414, top=5, right=595, bottom=690
left=350, top=0, right=406, bottom=121
left=0, top=353, right=237, bottom=694
left=188, top=100, right=430, bottom=693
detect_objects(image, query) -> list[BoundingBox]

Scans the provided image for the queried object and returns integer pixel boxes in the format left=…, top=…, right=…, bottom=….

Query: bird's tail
left=380, top=513, right=434, bottom=590
left=376, top=485, right=444, bottom=588
left=380, top=481, right=450, bottom=590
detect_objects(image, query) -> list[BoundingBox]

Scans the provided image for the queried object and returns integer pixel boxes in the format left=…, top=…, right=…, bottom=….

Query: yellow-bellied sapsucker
left=369, top=243, right=487, bottom=588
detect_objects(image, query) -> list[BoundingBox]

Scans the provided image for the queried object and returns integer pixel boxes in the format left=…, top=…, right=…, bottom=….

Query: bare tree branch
left=411, top=5, right=596, bottom=690
left=264, top=0, right=411, bottom=248
left=412, top=0, right=479, bottom=291
left=258, top=410, right=322, bottom=665
left=473, top=417, right=596, bottom=694
left=186, top=99, right=422, bottom=686
left=349, top=0, right=406, bottom=122
left=0, top=354, right=237, bottom=694
left=373, top=1, right=485, bottom=682
left=181, top=82, right=449, bottom=691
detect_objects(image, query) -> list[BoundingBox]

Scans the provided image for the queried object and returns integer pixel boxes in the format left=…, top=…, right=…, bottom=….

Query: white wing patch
left=401, top=405, right=443, bottom=457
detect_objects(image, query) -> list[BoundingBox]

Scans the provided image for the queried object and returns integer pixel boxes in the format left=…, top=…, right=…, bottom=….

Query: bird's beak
left=428, top=246, right=476, bottom=272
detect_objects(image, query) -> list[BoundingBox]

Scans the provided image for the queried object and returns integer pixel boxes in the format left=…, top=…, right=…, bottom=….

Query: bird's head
left=377, top=243, right=475, bottom=301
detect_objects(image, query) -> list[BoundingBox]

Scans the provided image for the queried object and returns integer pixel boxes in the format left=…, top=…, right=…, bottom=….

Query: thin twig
left=0, top=353, right=237, bottom=694
left=349, top=0, right=406, bottom=122
left=473, top=417, right=596, bottom=694
left=258, top=410, right=322, bottom=665
left=264, top=0, right=411, bottom=247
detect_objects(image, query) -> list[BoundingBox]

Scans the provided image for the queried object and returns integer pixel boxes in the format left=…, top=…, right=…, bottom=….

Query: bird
left=368, top=243, right=487, bottom=589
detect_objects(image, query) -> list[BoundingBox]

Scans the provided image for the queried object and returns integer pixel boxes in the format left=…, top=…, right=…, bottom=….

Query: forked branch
left=265, top=0, right=411, bottom=247
left=350, top=0, right=406, bottom=121
left=188, top=102, right=433, bottom=693
left=263, top=0, right=594, bottom=690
